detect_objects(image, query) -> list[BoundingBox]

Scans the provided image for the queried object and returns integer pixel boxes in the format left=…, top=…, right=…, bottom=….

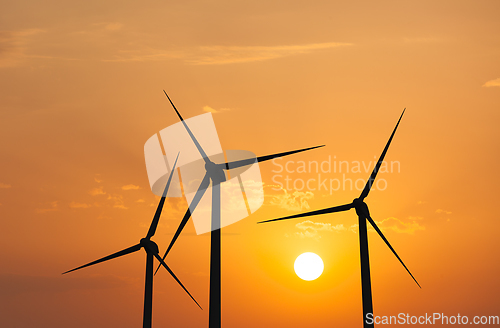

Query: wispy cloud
left=2, top=26, right=349, bottom=67
left=107, top=194, right=127, bottom=209
left=69, top=202, right=91, bottom=209
left=0, top=182, right=12, bottom=189
left=296, top=220, right=347, bottom=233
left=375, top=217, right=425, bottom=234
left=0, top=29, right=45, bottom=67
left=103, top=48, right=185, bottom=63
left=189, top=42, right=352, bottom=65
left=203, top=106, right=232, bottom=114
left=89, top=187, right=106, bottom=196
left=269, top=189, right=314, bottom=211
left=483, top=78, right=500, bottom=87
left=105, top=42, right=351, bottom=65
left=436, top=209, right=452, bottom=215
left=291, top=220, right=347, bottom=239
left=122, top=184, right=140, bottom=190
left=403, top=37, right=440, bottom=43
left=309, top=216, right=424, bottom=235
left=36, top=201, right=59, bottom=214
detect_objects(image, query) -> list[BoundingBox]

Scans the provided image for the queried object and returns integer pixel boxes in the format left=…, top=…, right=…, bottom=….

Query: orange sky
left=1, top=0, right=499, bottom=327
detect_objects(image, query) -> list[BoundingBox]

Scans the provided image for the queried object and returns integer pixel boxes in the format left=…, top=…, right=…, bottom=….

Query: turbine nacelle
left=353, top=198, right=370, bottom=218
left=204, top=160, right=227, bottom=183
left=140, top=238, right=160, bottom=254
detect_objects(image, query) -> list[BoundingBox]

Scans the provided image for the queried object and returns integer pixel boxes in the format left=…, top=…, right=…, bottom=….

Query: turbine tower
left=157, top=91, right=324, bottom=328
left=63, top=154, right=201, bottom=328
left=259, top=109, right=420, bottom=328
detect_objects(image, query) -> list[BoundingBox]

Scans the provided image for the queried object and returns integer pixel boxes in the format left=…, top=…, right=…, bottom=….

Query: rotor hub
left=140, top=238, right=159, bottom=254
left=205, top=161, right=227, bottom=183
left=352, top=198, right=370, bottom=217
left=204, top=160, right=217, bottom=171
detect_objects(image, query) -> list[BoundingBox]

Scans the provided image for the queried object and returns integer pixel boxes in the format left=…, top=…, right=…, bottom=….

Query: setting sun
left=294, top=252, right=324, bottom=281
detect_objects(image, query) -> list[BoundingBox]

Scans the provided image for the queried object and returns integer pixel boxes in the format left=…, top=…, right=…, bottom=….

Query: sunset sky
left=1, top=0, right=499, bottom=327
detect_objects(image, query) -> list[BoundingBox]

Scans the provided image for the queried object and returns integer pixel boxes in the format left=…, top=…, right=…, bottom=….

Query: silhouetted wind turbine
left=259, top=109, right=420, bottom=328
left=63, top=153, right=201, bottom=328
left=156, top=90, right=324, bottom=328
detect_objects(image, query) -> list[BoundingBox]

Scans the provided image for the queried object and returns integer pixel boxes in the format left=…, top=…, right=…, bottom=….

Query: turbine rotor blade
left=258, top=203, right=353, bottom=224
left=365, top=215, right=421, bottom=288
left=155, top=174, right=211, bottom=274
left=220, top=145, right=325, bottom=170
left=163, top=90, right=209, bottom=162
left=359, top=109, right=405, bottom=200
left=146, top=152, right=180, bottom=239
left=153, top=253, right=203, bottom=309
left=62, top=244, right=142, bottom=274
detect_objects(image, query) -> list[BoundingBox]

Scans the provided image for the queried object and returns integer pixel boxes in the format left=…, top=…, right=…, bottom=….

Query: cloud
left=322, top=217, right=424, bottom=235
left=103, top=23, right=123, bottom=31
left=122, top=184, right=140, bottom=190
left=291, top=220, right=347, bottom=239
left=483, top=78, right=500, bottom=87
left=0, top=182, right=11, bottom=189
left=69, top=202, right=91, bottom=209
left=136, top=199, right=145, bottom=203
left=0, top=29, right=45, bottom=68
left=103, top=48, right=185, bottom=62
left=403, top=37, right=440, bottom=43
left=105, top=42, right=351, bottom=65
left=348, top=224, right=359, bottom=233
left=89, top=187, right=106, bottom=196
left=436, top=209, right=452, bottom=215
left=375, top=217, right=425, bottom=234
left=36, top=201, right=59, bottom=214
left=242, top=180, right=265, bottom=212
left=107, top=194, right=127, bottom=209
left=270, top=189, right=314, bottom=211
left=189, top=42, right=352, bottom=65
left=203, top=106, right=231, bottom=114
left=296, top=220, right=347, bottom=232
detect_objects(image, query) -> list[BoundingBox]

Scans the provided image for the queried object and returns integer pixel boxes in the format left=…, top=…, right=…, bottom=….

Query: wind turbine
left=259, top=109, right=420, bottom=328
left=156, top=90, right=324, bottom=328
left=63, top=153, right=201, bottom=328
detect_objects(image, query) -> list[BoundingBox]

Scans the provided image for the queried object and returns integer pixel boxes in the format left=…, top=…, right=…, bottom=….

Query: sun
left=294, top=252, right=324, bottom=281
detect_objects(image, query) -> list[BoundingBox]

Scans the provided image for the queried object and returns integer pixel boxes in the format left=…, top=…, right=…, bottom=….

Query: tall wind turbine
left=63, top=154, right=201, bottom=328
left=259, top=109, right=420, bottom=328
left=156, top=91, right=324, bottom=328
